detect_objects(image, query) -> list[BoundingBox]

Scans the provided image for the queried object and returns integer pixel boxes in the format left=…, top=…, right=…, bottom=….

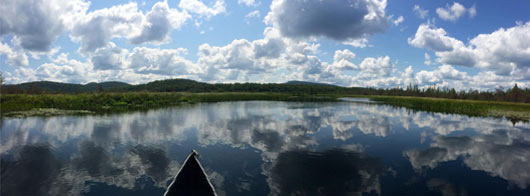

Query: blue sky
left=1, top=0, right=529, bottom=90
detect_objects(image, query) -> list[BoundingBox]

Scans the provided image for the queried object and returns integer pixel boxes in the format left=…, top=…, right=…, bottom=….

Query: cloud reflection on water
left=1, top=101, right=530, bottom=194
left=405, top=129, right=530, bottom=189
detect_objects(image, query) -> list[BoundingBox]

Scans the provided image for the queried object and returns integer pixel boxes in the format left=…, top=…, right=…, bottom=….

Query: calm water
left=1, top=101, right=530, bottom=196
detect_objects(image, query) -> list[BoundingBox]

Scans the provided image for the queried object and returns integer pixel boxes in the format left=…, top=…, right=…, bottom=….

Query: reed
left=361, top=95, right=530, bottom=121
left=0, top=92, right=336, bottom=115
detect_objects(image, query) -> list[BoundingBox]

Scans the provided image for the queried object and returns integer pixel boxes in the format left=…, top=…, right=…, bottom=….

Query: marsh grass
left=2, top=93, right=529, bottom=121
left=358, top=95, right=530, bottom=121
left=0, top=92, right=336, bottom=116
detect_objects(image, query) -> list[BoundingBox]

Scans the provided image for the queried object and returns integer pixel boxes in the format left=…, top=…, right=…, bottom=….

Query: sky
left=1, top=0, right=529, bottom=90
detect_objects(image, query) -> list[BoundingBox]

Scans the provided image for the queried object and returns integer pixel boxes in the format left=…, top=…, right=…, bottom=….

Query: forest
left=2, top=78, right=529, bottom=103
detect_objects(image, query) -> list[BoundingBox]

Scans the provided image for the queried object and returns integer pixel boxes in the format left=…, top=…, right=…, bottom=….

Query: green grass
left=0, top=92, right=336, bottom=116
left=2, top=93, right=529, bottom=122
left=349, top=95, right=530, bottom=121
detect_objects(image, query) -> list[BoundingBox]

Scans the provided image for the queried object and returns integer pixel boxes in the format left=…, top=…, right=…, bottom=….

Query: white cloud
left=330, top=49, right=358, bottom=70
left=0, top=42, right=28, bottom=66
left=238, top=0, right=259, bottom=7
left=413, top=5, right=428, bottom=19
left=2, top=3, right=527, bottom=92
left=416, top=64, right=468, bottom=85
left=408, top=23, right=462, bottom=52
left=424, top=53, right=431, bottom=65
left=468, top=21, right=530, bottom=75
left=0, top=0, right=89, bottom=52
left=70, top=1, right=194, bottom=53
left=2, top=67, right=38, bottom=84
left=435, top=2, right=471, bottom=22
left=70, top=2, right=144, bottom=53
left=197, top=37, right=287, bottom=81
left=244, top=10, right=261, bottom=24
left=253, top=38, right=284, bottom=59
left=358, top=56, right=394, bottom=78
left=410, top=21, right=530, bottom=79
left=469, top=4, right=477, bottom=18
left=343, top=38, right=370, bottom=48
left=245, top=10, right=260, bottom=19
left=178, top=0, right=225, bottom=19
left=127, top=47, right=200, bottom=77
left=265, top=0, right=389, bottom=41
left=393, top=16, right=404, bottom=26
left=129, top=1, right=190, bottom=45
left=5, top=46, right=200, bottom=84
left=90, top=42, right=128, bottom=70
left=34, top=53, right=95, bottom=83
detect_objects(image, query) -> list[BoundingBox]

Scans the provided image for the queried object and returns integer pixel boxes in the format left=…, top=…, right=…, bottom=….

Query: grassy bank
left=0, top=92, right=336, bottom=116
left=352, top=95, right=530, bottom=121
left=2, top=93, right=529, bottom=121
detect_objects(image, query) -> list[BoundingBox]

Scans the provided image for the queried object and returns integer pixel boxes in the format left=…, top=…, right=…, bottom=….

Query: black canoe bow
left=164, top=150, right=217, bottom=196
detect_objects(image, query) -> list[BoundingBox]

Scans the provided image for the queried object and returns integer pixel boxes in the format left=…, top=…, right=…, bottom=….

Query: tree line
left=351, top=83, right=530, bottom=103
left=1, top=77, right=529, bottom=103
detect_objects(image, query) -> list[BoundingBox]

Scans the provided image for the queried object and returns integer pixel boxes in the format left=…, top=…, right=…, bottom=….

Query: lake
left=1, top=100, right=530, bottom=195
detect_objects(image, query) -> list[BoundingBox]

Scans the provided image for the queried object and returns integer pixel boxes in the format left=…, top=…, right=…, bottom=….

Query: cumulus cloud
left=410, top=21, right=530, bottom=78
left=71, top=1, right=192, bottom=53
left=0, top=0, right=89, bottom=52
left=196, top=34, right=289, bottom=81
left=253, top=38, right=284, bottom=59
left=413, top=5, right=428, bottom=19
left=436, top=2, right=474, bottom=22
left=35, top=53, right=95, bottom=83
left=127, top=47, right=200, bottom=76
left=0, top=0, right=195, bottom=55
left=265, top=0, right=390, bottom=41
left=468, top=21, right=530, bottom=75
left=70, top=2, right=144, bottom=53
left=0, top=42, right=28, bottom=66
left=358, top=56, right=394, bottom=78
left=90, top=42, right=128, bottom=70
left=5, top=45, right=201, bottom=84
left=415, top=64, right=468, bottom=86
left=330, top=49, right=358, bottom=70
left=129, top=1, right=190, bottom=45
left=408, top=23, right=461, bottom=52
left=178, top=0, right=226, bottom=19
left=299, top=48, right=397, bottom=87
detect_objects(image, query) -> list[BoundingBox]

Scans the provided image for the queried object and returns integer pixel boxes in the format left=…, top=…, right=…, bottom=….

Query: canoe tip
left=191, top=149, right=199, bottom=156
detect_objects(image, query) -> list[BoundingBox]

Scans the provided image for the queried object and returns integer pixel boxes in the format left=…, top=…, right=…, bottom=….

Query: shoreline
left=2, top=92, right=529, bottom=121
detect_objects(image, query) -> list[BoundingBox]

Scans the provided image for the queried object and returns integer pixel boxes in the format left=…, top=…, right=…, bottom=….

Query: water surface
left=2, top=101, right=530, bottom=195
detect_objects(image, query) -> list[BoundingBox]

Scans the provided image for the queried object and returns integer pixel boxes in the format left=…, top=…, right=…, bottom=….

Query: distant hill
left=2, top=78, right=528, bottom=104
left=2, top=78, right=346, bottom=94
left=2, top=81, right=131, bottom=93
left=119, top=78, right=214, bottom=92
left=284, top=80, right=337, bottom=86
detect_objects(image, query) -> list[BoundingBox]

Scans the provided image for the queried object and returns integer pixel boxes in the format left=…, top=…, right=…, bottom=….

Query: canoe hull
left=164, top=151, right=216, bottom=196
